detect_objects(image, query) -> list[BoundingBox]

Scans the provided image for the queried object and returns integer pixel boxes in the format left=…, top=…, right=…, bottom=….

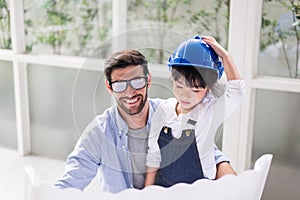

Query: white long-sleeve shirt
left=146, top=80, right=245, bottom=179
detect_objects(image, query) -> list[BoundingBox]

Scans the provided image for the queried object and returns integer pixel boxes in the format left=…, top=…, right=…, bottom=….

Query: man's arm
left=216, top=161, right=236, bottom=179
left=54, top=140, right=100, bottom=190
left=54, top=119, right=101, bottom=190
left=214, top=145, right=236, bottom=179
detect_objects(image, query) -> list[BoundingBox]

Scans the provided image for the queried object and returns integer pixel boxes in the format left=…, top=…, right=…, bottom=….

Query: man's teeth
left=126, top=97, right=138, bottom=104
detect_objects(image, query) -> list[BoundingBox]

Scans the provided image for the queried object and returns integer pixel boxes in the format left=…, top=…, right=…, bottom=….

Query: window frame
left=223, top=0, right=300, bottom=172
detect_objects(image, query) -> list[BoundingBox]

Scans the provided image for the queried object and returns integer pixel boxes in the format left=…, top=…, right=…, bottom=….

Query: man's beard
left=116, top=92, right=148, bottom=115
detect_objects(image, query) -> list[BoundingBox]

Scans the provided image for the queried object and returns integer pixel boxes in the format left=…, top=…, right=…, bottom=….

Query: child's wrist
left=220, top=51, right=230, bottom=60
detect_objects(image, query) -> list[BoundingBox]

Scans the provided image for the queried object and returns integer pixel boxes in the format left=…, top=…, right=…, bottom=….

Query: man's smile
left=121, top=95, right=142, bottom=106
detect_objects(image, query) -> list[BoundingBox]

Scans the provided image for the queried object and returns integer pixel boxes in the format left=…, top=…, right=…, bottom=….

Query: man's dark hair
left=104, top=50, right=149, bottom=81
left=171, top=66, right=216, bottom=89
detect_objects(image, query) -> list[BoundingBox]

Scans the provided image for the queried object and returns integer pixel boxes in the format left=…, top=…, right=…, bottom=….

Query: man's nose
left=124, top=83, right=136, bottom=95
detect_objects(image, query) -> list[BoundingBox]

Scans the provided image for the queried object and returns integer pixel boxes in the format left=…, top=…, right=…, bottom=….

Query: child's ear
left=105, top=79, right=113, bottom=94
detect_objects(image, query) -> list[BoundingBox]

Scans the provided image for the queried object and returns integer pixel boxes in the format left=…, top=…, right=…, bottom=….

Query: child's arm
left=144, top=166, right=158, bottom=186
left=145, top=102, right=167, bottom=187
left=202, top=36, right=241, bottom=81
left=202, top=35, right=245, bottom=122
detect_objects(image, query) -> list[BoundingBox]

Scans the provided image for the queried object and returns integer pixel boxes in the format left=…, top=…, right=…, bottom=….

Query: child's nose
left=181, top=87, right=192, bottom=97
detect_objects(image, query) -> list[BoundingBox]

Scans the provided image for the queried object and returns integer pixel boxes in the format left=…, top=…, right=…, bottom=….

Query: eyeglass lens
left=111, top=77, right=147, bottom=93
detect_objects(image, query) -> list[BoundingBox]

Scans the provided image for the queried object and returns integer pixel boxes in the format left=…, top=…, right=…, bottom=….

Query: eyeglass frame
left=108, top=76, right=149, bottom=93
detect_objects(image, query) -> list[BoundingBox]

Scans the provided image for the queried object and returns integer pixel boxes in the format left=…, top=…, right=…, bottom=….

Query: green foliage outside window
left=24, top=0, right=111, bottom=56
left=261, top=0, right=299, bottom=78
left=127, top=0, right=230, bottom=64
left=0, top=0, right=11, bottom=49
left=128, top=0, right=193, bottom=64
left=188, top=0, right=230, bottom=48
left=37, top=0, right=72, bottom=54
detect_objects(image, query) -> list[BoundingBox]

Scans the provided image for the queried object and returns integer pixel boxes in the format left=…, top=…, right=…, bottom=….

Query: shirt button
left=186, top=130, right=190, bottom=137
left=122, top=145, right=126, bottom=149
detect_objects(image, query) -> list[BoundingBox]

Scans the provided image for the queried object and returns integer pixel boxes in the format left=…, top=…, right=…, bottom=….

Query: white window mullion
left=110, top=0, right=127, bottom=105
left=10, top=0, right=31, bottom=155
left=223, top=0, right=263, bottom=172
left=223, top=0, right=248, bottom=172
left=251, top=76, right=300, bottom=93
left=112, top=0, right=127, bottom=52
left=235, top=0, right=263, bottom=171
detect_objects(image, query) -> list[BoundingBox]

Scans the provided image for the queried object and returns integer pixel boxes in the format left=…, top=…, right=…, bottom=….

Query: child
left=144, top=36, right=245, bottom=187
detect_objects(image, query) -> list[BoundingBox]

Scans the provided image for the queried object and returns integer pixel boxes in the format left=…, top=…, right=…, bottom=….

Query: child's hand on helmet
left=202, top=36, right=241, bottom=80
left=201, top=36, right=228, bottom=59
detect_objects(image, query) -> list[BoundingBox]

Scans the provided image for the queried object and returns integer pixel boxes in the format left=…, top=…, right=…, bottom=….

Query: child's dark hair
left=171, top=66, right=217, bottom=88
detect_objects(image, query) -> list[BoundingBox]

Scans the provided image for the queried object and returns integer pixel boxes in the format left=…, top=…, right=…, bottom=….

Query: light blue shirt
left=54, top=98, right=229, bottom=193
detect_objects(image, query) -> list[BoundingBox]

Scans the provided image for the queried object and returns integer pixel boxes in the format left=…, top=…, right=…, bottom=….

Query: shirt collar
left=114, top=105, right=129, bottom=136
left=163, top=95, right=215, bottom=125
left=201, top=93, right=214, bottom=103
left=114, top=101, right=153, bottom=136
left=146, top=101, right=155, bottom=132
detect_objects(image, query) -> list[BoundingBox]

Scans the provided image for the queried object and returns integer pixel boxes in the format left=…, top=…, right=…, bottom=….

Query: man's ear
left=147, top=73, right=152, bottom=89
left=105, top=79, right=113, bottom=94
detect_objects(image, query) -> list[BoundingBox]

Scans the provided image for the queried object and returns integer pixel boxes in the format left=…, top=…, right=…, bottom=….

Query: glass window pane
left=252, top=89, right=300, bottom=199
left=0, top=0, right=11, bottom=49
left=0, top=61, right=17, bottom=149
left=28, top=64, right=111, bottom=160
left=127, top=0, right=230, bottom=64
left=149, top=76, right=172, bottom=99
left=258, top=1, right=299, bottom=79
left=24, top=0, right=112, bottom=57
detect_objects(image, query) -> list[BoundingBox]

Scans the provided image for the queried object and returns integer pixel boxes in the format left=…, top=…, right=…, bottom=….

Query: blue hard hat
left=168, top=35, right=224, bottom=83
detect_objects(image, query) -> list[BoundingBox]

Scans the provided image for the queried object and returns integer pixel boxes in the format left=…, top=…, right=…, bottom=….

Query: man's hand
left=215, top=161, right=237, bottom=179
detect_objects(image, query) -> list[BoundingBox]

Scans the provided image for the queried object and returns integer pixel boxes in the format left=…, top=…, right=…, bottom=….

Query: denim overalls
left=156, top=122, right=205, bottom=187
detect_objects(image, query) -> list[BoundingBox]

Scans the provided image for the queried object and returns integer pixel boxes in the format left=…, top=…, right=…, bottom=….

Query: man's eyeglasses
left=109, top=77, right=148, bottom=93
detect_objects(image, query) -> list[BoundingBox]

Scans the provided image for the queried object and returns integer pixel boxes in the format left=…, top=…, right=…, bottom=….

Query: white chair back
left=25, top=154, right=273, bottom=200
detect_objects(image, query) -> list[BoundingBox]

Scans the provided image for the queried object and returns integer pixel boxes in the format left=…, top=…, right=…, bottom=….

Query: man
left=55, top=50, right=236, bottom=193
